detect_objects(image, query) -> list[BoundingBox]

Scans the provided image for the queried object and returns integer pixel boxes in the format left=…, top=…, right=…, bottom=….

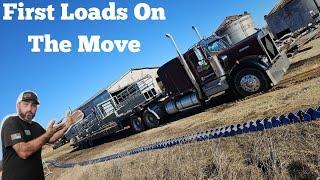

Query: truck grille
left=260, top=34, right=279, bottom=62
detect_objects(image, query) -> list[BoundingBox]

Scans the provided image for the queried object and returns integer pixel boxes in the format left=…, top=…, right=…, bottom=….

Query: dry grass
left=47, top=122, right=320, bottom=180
left=44, top=37, right=320, bottom=180
left=290, top=32, right=320, bottom=64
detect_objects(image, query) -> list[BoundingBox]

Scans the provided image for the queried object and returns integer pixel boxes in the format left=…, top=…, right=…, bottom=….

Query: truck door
left=184, top=47, right=216, bottom=86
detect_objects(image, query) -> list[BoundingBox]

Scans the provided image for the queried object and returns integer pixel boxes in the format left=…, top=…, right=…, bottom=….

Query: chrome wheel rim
left=240, top=75, right=261, bottom=92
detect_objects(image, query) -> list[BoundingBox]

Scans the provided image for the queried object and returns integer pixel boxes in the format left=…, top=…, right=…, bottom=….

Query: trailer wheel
left=233, top=68, right=270, bottom=97
left=143, top=111, right=160, bottom=129
left=130, top=115, right=145, bottom=133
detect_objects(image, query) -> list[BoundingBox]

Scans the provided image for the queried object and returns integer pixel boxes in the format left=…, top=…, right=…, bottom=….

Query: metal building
left=107, top=67, right=161, bottom=95
left=215, top=12, right=257, bottom=45
left=64, top=67, right=162, bottom=143
left=265, top=0, right=320, bottom=39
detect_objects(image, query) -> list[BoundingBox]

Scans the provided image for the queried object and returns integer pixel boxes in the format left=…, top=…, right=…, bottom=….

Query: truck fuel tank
left=165, top=93, right=200, bottom=114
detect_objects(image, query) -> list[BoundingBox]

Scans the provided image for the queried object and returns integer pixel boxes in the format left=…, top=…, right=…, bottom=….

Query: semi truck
left=55, top=27, right=290, bottom=149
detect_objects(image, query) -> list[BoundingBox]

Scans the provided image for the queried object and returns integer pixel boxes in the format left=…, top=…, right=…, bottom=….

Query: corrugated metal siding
left=305, top=0, right=320, bottom=12
left=108, top=68, right=162, bottom=94
left=266, top=0, right=319, bottom=38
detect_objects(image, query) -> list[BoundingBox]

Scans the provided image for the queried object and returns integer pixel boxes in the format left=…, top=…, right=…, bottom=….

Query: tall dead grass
left=46, top=122, right=320, bottom=180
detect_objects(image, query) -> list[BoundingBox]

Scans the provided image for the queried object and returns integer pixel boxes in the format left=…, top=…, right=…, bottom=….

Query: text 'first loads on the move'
left=2, top=2, right=166, bottom=53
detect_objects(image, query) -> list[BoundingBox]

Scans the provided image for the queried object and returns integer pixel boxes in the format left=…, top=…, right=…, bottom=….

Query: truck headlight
left=261, top=56, right=270, bottom=66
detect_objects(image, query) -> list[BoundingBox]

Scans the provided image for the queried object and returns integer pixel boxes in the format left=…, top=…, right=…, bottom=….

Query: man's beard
left=19, top=110, right=35, bottom=122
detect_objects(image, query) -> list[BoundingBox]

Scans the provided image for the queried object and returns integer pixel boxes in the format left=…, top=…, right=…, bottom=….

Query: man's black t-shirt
left=1, top=115, right=46, bottom=180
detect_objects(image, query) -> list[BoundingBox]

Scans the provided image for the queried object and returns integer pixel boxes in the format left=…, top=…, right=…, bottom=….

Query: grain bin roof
left=216, top=12, right=249, bottom=32
left=267, top=0, right=296, bottom=16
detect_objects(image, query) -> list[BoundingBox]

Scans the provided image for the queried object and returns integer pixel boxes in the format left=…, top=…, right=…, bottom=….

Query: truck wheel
left=143, top=111, right=160, bottom=129
left=130, top=115, right=145, bottom=133
left=233, top=68, right=270, bottom=97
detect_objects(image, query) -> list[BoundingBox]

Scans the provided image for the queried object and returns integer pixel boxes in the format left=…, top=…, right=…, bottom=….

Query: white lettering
left=128, top=40, right=141, bottom=53
left=101, top=40, right=114, bottom=52
left=134, top=3, right=166, bottom=20
left=61, top=3, right=74, bottom=20
left=3, top=3, right=55, bottom=20
left=3, top=3, right=17, bottom=20
left=134, top=3, right=151, bottom=21
left=88, top=8, right=101, bottom=20
left=74, top=8, right=88, bottom=21
left=28, top=35, right=72, bottom=53
left=60, top=40, right=72, bottom=53
left=28, top=35, right=44, bottom=52
left=61, top=2, right=128, bottom=21
left=78, top=36, right=141, bottom=53
left=78, top=35, right=101, bottom=52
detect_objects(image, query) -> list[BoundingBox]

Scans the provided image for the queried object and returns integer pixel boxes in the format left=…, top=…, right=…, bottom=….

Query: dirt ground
left=43, top=34, right=320, bottom=180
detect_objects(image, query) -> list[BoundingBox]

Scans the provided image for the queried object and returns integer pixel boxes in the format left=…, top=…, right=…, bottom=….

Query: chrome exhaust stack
left=192, top=26, right=203, bottom=41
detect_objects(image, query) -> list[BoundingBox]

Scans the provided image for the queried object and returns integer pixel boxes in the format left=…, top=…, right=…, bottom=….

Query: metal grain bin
left=216, top=12, right=257, bottom=45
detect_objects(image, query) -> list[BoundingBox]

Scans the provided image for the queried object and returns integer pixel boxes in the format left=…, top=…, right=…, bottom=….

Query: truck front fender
left=229, top=55, right=269, bottom=81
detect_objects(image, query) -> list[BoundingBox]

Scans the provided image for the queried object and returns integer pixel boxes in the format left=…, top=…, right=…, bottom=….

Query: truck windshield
left=207, top=40, right=227, bottom=53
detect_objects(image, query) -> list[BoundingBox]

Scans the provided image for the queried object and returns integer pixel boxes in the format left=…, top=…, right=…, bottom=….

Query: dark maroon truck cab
left=157, top=29, right=290, bottom=100
left=218, top=32, right=265, bottom=69
left=217, top=31, right=280, bottom=70
left=157, top=57, right=194, bottom=97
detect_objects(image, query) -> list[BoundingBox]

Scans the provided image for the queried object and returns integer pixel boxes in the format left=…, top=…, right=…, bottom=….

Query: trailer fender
left=147, top=107, right=160, bottom=120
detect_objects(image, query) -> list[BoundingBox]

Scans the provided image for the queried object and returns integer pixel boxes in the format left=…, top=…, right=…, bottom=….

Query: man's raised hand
left=65, top=110, right=84, bottom=128
left=46, top=121, right=65, bottom=137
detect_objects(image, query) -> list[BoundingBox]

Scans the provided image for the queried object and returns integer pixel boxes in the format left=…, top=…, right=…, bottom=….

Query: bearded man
left=1, top=90, right=83, bottom=180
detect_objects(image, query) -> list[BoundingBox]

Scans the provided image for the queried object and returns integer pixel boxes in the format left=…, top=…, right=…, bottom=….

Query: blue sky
left=0, top=0, right=278, bottom=156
